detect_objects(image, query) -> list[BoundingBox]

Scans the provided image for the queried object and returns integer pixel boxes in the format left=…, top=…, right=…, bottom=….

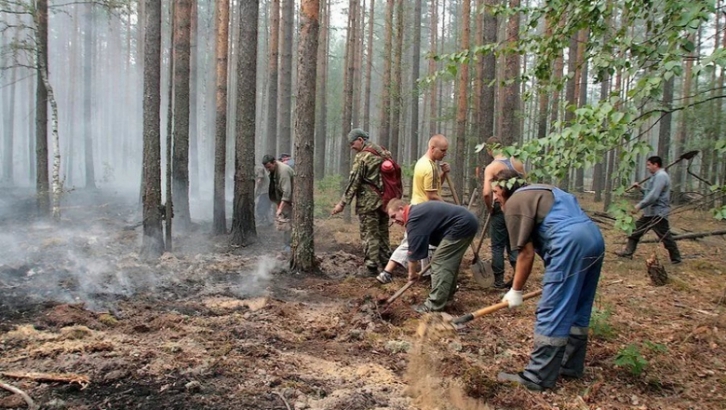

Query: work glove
left=502, top=288, right=523, bottom=308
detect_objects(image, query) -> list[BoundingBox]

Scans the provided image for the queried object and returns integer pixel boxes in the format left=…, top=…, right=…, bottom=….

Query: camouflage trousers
left=358, top=208, right=391, bottom=271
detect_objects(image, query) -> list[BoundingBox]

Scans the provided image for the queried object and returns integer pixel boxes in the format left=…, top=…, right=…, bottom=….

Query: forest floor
left=1, top=187, right=725, bottom=410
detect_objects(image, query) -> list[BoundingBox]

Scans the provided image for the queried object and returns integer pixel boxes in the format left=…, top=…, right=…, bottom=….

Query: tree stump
left=646, top=253, right=668, bottom=286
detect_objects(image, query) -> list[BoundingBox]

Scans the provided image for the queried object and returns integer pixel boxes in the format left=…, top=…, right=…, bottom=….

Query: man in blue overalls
left=492, top=169, right=604, bottom=391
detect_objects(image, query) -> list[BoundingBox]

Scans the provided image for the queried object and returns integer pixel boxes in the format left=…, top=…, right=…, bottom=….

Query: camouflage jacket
left=341, top=141, right=386, bottom=214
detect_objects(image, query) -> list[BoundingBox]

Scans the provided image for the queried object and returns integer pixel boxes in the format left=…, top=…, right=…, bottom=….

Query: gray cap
left=347, top=128, right=369, bottom=143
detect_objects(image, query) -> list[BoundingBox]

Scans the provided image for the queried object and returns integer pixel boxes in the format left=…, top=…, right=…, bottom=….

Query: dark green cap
left=347, top=128, right=369, bottom=143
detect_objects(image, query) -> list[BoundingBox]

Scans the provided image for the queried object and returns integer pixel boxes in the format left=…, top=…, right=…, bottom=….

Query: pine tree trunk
left=83, top=3, right=96, bottom=189
left=593, top=70, right=610, bottom=202
left=390, top=0, right=403, bottom=160
left=340, top=0, right=358, bottom=223
left=291, top=0, right=320, bottom=272
left=213, top=0, right=230, bottom=235
left=266, top=0, right=280, bottom=156
left=379, top=0, right=394, bottom=148
left=352, top=0, right=363, bottom=128
left=314, top=0, right=329, bottom=180
left=427, top=0, right=437, bottom=136
left=574, top=29, right=589, bottom=192
left=363, top=0, right=375, bottom=131
left=410, top=0, right=422, bottom=163
left=560, top=31, right=578, bottom=190
left=231, top=0, right=260, bottom=246
left=479, top=0, right=496, bottom=171
left=278, top=0, right=294, bottom=154
left=672, top=34, right=694, bottom=202
left=172, top=0, right=192, bottom=230
left=2, top=66, right=15, bottom=186
left=28, top=68, right=36, bottom=184
left=35, top=0, right=50, bottom=216
left=453, top=0, right=470, bottom=201
left=141, top=0, right=165, bottom=259
left=189, top=0, right=199, bottom=199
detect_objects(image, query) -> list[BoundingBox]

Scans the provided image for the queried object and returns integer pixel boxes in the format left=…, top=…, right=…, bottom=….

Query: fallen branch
left=639, top=229, right=726, bottom=243
left=273, top=391, right=292, bottom=410
left=673, top=303, right=719, bottom=317
left=0, top=371, right=90, bottom=389
left=0, top=379, right=38, bottom=410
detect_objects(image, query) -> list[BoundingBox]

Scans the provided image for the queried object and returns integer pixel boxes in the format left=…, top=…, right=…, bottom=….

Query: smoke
left=0, top=219, right=281, bottom=312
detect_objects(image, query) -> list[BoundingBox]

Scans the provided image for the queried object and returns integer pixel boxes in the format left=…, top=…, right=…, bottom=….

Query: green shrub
left=589, top=305, right=616, bottom=340
left=614, top=344, right=648, bottom=376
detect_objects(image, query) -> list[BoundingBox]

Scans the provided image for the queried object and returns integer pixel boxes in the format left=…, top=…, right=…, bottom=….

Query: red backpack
left=363, top=147, right=403, bottom=209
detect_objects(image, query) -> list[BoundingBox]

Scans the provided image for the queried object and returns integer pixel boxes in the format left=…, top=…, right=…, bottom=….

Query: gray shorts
left=390, top=234, right=436, bottom=267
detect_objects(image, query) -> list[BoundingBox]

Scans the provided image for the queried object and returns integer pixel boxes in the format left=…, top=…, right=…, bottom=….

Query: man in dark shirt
left=491, top=169, right=604, bottom=391
left=387, top=199, right=478, bottom=313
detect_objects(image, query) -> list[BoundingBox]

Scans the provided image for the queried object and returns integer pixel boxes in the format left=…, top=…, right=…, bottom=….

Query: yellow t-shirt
left=410, top=156, right=441, bottom=205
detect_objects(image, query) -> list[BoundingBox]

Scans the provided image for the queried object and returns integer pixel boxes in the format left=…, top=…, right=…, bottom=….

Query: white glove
left=502, top=289, right=523, bottom=308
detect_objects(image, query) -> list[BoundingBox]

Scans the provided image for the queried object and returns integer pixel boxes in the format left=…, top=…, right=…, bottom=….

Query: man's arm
left=511, top=242, right=535, bottom=291
left=422, top=163, right=442, bottom=201
left=482, top=165, right=495, bottom=212
left=636, top=172, right=666, bottom=211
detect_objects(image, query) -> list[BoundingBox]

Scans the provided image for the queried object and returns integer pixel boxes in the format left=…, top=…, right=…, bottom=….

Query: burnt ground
left=1, top=187, right=725, bottom=410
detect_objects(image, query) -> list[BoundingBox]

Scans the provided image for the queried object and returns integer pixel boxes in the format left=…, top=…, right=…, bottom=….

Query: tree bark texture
left=479, top=0, right=496, bottom=171
left=427, top=0, right=437, bottom=136
left=389, top=0, right=403, bottom=160
left=378, top=0, right=394, bottom=149
left=231, top=0, right=259, bottom=246
left=35, top=0, right=50, bottom=216
left=453, top=0, right=470, bottom=201
left=84, top=3, right=96, bottom=189
left=363, top=0, right=375, bottom=131
left=409, top=0, right=422, bottom=164
left=141, top=0, right=165, bottom=259
left=291, top=0, right=320, bottom=272
left=499, top=0, right=520, bottom=147
left=278, top=0, right=294, bottom=154
left=2, top=66, right=16, bottom=186
left=266, top=0, right=280, bottom=156
left=314, top=0, right=328, bottom=180
left=172, top=0, right=192, bottom=230
left=213, top=0, right=230, bottom=235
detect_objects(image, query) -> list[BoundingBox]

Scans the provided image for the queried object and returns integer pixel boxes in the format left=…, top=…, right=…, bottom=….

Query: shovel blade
left=472, top=258, right=495, bottom=288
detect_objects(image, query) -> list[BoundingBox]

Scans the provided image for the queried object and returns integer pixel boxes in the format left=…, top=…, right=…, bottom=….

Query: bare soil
left=1, top=188, right=725, bottom=409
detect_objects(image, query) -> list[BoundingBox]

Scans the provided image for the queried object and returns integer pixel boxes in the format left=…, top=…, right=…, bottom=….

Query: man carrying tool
left=331, top=129, right=392, bottom=275
left=262, top=154, right=294, bottom=252
left=376, top=134, right=451, bottom=284
left=255, top=163, right=274, bottom=226
left=387, top=198, right=478, bottom=313
left=615, top=156, right=682, bottom=264
left=492, top=168, right=604, bottom=391
left=482, top=136, right=526, bottom=289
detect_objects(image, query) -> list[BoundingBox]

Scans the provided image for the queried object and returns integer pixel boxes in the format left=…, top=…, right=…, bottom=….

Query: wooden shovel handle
left=452, top=290, right=543, bottom=325
left=473, top=212, right=492, bottom=259
left=444, top=173, right=461, bottom=206
left=384, top=263, right=433, bottom=305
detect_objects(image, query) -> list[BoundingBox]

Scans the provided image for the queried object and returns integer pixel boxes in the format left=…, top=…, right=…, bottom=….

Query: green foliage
left=614, top=341, right=668, bottom=377
left=314, top=175, right=343, bottom=218
left=589, top=305, right=616, bottom=340
left=614, top=344, right=649, bottom=377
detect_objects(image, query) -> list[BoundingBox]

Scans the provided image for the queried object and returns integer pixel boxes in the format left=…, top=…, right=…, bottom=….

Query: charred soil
left=1, top=189, right=725, bottom=409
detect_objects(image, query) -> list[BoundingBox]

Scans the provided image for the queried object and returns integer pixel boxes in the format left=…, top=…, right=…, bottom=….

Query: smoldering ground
left=0, top=188, right=283, bottom=317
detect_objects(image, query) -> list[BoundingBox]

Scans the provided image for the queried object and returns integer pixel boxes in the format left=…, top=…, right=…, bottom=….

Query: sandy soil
left=1, top=188, right=725, bottom=409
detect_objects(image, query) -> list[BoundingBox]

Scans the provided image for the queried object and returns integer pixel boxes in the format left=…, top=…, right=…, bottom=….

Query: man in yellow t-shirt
left=377, top=135, right=450, bottom=283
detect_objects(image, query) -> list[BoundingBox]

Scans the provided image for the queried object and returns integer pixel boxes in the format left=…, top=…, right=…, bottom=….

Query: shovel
left=626, top=150, right=700, bottom=192
left=379, top=263, right=432, bottom=306
left=416, top=290, right=542, bottom=338
left=444, top=174, right=490, bottom=282
left=470, top=213, right=495, bottom=288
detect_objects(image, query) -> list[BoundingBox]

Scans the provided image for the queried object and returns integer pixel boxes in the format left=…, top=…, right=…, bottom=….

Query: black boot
left=560, top=331, right=589, bottom=378
left=521, top=342, right=567, bottom=389
left=615, top=239, right=637, bottom=259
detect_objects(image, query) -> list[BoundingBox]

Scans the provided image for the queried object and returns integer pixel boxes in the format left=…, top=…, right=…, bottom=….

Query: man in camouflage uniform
left=331, top=129, right=391, bottom=275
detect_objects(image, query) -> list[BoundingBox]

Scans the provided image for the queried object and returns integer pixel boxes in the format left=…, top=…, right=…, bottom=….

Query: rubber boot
left=521, top=343, right=567, bottom=389
left=615, top=238, right=637, bottom=259
left=560, top=332, right=588, bottom=378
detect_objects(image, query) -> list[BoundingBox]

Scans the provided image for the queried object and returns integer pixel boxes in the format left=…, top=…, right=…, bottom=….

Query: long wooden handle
left=452, top=290, right=543, bottom=325
left=384, top=263, right=433, bottom=305
left=473, top=212, right=492, bottom=259
left=444, top=173, right=461, bottom=206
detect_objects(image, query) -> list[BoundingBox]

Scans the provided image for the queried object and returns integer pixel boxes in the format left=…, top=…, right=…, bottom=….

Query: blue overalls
left=516, top=185, right=605, bottom=388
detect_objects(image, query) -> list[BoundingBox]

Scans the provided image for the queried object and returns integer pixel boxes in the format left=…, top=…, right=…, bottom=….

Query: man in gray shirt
left=615, top=156, right=681, bottom=264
